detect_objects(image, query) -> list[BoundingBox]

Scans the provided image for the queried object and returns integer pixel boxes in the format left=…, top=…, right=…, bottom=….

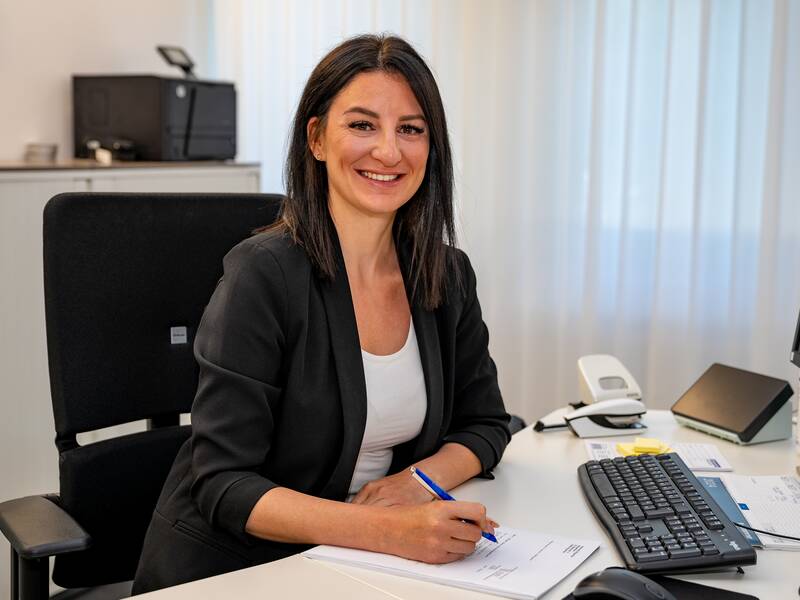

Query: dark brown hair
left=275, top=33, right=458, bottom=310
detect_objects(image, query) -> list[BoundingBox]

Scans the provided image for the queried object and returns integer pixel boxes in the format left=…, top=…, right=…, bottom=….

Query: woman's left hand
left=350, top=470, right=433, bottom=507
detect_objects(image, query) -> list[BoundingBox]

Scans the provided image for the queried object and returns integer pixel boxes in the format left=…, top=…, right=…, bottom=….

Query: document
left=584, top=440, right=733, bottom=471
left=719, top=474, right=800, bottom=551
left=303, top=528, right=599, bottom=600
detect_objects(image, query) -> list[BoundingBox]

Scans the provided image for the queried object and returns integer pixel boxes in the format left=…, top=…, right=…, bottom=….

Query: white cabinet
left=0, top=163, right=260, bottom=594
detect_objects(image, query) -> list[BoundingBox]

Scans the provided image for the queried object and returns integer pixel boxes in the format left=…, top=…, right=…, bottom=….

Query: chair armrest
left=0, top=495, right=91, bottom=559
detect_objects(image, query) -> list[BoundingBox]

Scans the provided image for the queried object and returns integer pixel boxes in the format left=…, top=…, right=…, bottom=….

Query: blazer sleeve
left=442, top=251, right=512, bottom=477
left=188, top=238, right=288, bottom=541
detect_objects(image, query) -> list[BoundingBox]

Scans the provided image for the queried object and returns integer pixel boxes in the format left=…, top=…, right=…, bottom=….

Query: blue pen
left=410, top=467, right=498, bottom=543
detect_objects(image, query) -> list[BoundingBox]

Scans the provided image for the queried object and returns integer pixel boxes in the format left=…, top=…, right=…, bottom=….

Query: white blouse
left=347, top=320, right=427, bottom=499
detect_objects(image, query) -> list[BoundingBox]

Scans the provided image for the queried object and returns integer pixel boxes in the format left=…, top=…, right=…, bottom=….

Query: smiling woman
left=281, top=34, right=456, bottom=311
left=131, top=34, right=511, bottom=594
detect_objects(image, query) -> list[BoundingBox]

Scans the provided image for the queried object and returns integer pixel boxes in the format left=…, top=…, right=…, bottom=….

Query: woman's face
left=309, top=71, right=429, bottom=221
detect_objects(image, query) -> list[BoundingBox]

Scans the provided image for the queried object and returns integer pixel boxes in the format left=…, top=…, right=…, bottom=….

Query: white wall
left=0, top=2, right=210, bottom=593
left=0, top=0, right=211, bottom=161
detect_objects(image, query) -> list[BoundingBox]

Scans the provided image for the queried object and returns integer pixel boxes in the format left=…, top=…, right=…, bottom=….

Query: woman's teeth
left=360, top=171, right=399, bottom=182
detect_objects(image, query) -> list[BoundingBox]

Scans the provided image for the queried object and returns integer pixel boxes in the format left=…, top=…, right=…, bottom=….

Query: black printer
left=72, top=75, right=236, bottom=161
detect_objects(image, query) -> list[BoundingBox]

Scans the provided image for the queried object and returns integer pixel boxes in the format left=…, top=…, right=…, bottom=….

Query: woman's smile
left=357, top=170, right=403, bottom=183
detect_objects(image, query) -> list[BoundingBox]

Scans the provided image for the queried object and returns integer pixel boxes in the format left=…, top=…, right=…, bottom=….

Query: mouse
left=572, top=567, right=676, bottom=600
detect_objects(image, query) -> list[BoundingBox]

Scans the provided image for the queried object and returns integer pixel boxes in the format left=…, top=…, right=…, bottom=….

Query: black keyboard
left=578, top=453, right=756, bottom=574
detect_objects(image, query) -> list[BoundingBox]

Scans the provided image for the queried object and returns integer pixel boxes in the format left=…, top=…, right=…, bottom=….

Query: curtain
left=210, top=0, right=800, bottom=420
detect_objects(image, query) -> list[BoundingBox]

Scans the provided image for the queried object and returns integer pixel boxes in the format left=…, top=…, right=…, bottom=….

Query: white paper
left=584, top=440, right=733, bottom=471
left=675, top=443, right=734, bottom=471
left=719, top=475, right=800, bottom=551
left=584, top=440, right=617, bottom=461
left=303, top=527, right=599, bottom=600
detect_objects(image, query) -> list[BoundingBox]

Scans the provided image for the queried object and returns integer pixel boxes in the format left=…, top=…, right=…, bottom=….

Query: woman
left=133, top=34, right=510, bottom=593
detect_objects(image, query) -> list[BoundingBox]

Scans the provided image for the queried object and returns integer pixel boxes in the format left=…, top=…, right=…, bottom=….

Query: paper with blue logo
left=698, top=477, right=761, bottom=547
left=717, top=474, right=800, bottom=551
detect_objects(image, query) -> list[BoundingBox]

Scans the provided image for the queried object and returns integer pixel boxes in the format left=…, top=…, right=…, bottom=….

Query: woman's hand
left=351, top=469, right=433, bottom=506
left=379, top=501, right=494, bottom=564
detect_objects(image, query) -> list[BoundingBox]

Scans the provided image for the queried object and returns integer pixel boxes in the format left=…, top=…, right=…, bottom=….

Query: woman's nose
left=371, top=131, right=401, bottom=166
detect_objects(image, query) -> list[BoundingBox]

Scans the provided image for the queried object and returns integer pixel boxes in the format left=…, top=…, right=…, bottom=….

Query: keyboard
left=578, top=453, right=756, bottom=574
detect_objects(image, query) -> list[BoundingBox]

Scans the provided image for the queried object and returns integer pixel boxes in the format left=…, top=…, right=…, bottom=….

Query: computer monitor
left=792, top=308, right=800, bottom=368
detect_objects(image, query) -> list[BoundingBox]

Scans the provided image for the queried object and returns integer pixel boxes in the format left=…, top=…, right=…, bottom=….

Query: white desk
left=138, top=411, right=798, bottom=599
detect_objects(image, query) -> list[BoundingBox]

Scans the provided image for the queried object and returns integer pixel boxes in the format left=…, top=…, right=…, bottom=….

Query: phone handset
left=533, top=355, right=647, bottom=437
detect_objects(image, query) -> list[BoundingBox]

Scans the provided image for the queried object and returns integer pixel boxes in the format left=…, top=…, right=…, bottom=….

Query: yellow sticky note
left=633, top=437, right=663, bottom=454
left=616, top=442, right=636, bottom=456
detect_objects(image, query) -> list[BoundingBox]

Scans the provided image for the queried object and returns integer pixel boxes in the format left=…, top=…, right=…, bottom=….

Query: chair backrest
left=42, top=192, right=282, bottom=588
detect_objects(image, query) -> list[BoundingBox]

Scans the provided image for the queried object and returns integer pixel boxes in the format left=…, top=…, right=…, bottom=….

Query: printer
left=72, top=74, right=236, bottom=161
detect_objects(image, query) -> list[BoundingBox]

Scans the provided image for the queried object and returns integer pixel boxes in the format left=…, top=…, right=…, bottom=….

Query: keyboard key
left=591, top=473, right=617, bottom=498
left=688, top=525, right=704, bottom=533
left=669, top=525, right=686, bottom=534
left=628, top=506, right=645, bottom=521
left=645, top=507, right=675, bottom=519
left=669, top=548, right=702, bottom=559
left=638, top=551, right=669, bottom=562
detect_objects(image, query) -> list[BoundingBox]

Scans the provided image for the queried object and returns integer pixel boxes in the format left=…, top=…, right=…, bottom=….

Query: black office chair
left=508, top=414, right=527, bottom=435
left=0, top=192, right=282, bottom=600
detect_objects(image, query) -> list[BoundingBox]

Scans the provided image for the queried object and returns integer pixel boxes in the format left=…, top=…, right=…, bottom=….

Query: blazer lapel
left=318, top=241, right=368, bottom=500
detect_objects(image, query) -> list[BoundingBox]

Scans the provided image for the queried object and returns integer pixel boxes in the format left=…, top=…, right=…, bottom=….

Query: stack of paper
left=718, top=474, right=800, bottom=551
left=304, top=528, right=599, bottom=600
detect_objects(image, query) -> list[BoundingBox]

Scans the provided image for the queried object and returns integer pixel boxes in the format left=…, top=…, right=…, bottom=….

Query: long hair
left=275, top=34, right=458, bottom=310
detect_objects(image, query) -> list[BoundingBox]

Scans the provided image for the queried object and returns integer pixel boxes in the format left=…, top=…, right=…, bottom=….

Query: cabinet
left=0, top=162, right=260, bottom=593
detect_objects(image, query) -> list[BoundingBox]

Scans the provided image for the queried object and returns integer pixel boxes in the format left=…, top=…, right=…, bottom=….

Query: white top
left=347, top=320, right=427, bottom=498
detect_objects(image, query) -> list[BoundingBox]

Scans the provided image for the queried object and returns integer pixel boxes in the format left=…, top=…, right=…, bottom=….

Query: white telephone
left=534, top=355, right=647, bottom=438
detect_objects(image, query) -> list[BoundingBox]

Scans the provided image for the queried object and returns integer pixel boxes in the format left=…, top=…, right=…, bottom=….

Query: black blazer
left=132, top=231, right=511, bottom=594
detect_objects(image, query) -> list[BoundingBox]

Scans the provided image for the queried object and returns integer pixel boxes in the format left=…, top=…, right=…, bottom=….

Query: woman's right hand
left=379, top=500, right=494, bottom=564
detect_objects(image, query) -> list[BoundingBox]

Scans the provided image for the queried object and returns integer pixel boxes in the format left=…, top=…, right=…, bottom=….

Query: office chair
left=0, top=192, right=282, bottom=600
left=508, top=414, right=527, bottom=435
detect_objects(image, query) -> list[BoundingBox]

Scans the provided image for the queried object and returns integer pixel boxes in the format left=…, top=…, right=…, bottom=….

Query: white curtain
left=210, top=0, right=800, bottom=421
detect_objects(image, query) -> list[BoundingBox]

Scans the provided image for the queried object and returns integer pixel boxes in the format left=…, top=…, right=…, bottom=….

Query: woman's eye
left=398, top=124, right=425, bottom=135
left=348, top=120, right=374, bottom=131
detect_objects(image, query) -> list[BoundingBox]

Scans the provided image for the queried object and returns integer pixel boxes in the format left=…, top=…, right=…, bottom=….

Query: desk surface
left=138, top=411, right=798, bottom=600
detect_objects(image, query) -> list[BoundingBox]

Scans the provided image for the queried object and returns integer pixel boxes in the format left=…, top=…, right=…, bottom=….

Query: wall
left=0, top=0, right=211, bottom=161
